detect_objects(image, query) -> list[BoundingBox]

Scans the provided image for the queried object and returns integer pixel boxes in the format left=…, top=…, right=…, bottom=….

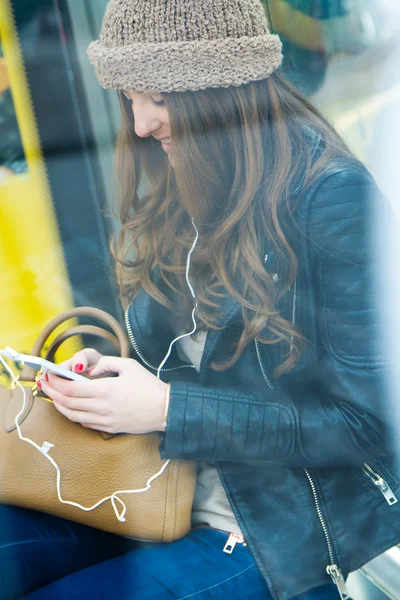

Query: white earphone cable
left=157, top=218, right=199, bottom=377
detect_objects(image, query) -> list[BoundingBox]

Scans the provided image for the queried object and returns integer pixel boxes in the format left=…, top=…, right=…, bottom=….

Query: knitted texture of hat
left=87, top=0, right=283, bottom=92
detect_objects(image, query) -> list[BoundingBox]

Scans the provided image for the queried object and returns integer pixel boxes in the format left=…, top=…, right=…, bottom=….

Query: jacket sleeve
left=159, top=169, right=398, bottom=467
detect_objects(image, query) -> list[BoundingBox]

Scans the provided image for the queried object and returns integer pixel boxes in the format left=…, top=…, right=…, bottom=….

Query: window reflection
left=1, top=1, right=400, bottom=597
left=0, top=39, right=27, bottom=178
left=261, top=0, right=400, bottom=193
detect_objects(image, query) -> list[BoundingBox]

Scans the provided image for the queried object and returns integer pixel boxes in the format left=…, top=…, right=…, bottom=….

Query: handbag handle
left=45, top=326, right=120, bottom=363
left=20, top=307, right=131, bottom=382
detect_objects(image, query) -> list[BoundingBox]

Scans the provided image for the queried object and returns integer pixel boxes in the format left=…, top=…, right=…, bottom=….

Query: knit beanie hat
left=87, top=0, right=283, bottom=93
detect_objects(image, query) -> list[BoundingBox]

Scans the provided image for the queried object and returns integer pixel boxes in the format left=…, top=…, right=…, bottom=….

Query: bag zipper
left=256, top=281, right=349, bottom=599
left=124, top=305, right=196, bottom=373
left=362, top=463, right=398, bottom=505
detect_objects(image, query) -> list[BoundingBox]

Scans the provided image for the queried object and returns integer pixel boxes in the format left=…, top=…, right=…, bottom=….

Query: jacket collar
left=127, top=266, right=241, bottom=371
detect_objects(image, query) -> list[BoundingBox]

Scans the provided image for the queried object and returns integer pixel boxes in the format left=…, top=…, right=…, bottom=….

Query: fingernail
left=37, top=381, right=42, bottom=389
left=87, top=368, right=94, bottom=376
left=74, top=364, right=84, bottom=373
left=44, top=374, right=49, bottom=381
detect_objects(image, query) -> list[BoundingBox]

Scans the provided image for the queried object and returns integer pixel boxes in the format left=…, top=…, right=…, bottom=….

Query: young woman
left=1, top=1, right=399, bottom=599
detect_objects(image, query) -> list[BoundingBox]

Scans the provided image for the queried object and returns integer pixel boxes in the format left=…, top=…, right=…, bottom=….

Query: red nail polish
left=74, top=364, right=84, bottom=373
left=87, top=368, right=94, bottom=375
left=37, top=381, right=42, bottom=389
left=45, top=374, right=49, bottom=381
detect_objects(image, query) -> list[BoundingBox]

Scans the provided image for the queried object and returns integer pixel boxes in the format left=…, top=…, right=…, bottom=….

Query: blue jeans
left=0, top=505, right=338, bottom=599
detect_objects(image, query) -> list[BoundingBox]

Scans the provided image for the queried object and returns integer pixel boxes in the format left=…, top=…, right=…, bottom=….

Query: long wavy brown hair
left=112, top=73, right=352, bottom=376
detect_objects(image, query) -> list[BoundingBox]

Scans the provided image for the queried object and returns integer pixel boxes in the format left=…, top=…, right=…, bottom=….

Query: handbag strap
left=20, top=307, right=130, bottom=382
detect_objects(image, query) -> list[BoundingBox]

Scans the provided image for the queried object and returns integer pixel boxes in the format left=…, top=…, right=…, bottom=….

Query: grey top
left=175, top=329, right=243, bottom=535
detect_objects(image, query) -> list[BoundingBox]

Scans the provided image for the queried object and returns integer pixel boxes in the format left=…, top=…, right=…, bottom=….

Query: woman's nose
left=132, top=106, right=162, bottom=139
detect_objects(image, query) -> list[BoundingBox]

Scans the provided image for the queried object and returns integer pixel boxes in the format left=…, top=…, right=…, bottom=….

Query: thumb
left=88, top=356, right=127, bottom=377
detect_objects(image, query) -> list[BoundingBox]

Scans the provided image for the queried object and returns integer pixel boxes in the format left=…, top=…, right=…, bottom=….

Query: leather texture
left=126, top=155, right=400, bottom=599
left=0, top=307, right=196, bottom=542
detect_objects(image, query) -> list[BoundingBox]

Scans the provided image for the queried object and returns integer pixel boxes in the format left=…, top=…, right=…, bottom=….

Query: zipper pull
left=326, top=565, right=349, bottom=599
left=374, top=477, right=398, bottom=505
left=223, top=533, right=246, bottom=554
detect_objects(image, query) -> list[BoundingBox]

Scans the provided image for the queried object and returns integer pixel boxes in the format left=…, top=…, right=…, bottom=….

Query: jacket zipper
left=304, top=469, right=349, bottom=599
left=256, top=281, right=349, bottom=599
left=289, top=278, right=297, bottom=355
left=255, top=339, right=273, bottom=389
left=362, top=463, right=398, bottom=505
left=124, top=305, right=196, bottom=373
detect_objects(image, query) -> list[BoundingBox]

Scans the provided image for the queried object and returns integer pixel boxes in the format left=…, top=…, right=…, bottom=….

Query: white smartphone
left=1, top=347, right=86, bottom=381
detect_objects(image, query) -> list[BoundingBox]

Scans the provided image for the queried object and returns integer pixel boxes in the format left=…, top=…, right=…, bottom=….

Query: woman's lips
left=161, top=141, right=172, bottom=154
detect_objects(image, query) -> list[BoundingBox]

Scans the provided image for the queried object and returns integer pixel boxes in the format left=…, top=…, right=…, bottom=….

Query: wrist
left=161, top=383, right=171, bottom=432
left=153, top=381, right=170, bottom=432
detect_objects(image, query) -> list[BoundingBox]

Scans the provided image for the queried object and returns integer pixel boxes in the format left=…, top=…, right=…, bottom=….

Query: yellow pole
left=0, top=0, right=80, bottom=382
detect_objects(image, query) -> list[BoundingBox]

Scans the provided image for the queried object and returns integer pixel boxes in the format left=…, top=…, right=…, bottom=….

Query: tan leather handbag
left=0, top=307, right=196, bottom=541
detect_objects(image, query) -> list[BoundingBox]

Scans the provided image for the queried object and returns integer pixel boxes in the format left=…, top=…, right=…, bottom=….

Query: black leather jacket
left=126, top=157, right=400, bottom=600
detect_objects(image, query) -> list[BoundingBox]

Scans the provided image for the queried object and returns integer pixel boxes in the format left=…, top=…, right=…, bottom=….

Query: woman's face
left=122, top=90, right=174, bottom=166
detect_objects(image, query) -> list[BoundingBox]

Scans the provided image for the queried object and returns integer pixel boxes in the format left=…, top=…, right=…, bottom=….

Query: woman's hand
left=37, top=356, right=168, bottom=435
